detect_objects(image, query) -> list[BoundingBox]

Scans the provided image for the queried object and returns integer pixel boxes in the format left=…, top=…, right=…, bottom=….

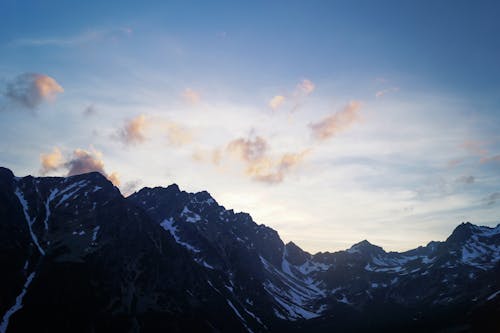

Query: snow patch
left=0, top=272, right=36, bottom=333
left=160, top=218, right=201, bottom=253
left=14, top=188, right=45, bottom=256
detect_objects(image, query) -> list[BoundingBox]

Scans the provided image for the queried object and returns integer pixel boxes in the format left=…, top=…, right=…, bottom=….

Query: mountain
left=0, top=167, right=499, bottom=332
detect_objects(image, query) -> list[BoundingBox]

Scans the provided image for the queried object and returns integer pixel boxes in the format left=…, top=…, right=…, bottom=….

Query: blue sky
left=1, top=0, right=499, bottom=252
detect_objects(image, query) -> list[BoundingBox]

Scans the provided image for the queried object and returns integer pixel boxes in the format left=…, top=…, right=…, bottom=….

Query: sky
left=1, top=0, right=500, bottom=253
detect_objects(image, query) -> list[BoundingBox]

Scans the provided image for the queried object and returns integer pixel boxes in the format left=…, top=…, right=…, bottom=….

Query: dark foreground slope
left=0, top=167, right=499, bottom=332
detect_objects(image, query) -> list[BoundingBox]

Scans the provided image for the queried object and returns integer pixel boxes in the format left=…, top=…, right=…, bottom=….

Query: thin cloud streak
left=10, top=27, right=133, bottom=47
left=309, top=101, right=362, bottom=141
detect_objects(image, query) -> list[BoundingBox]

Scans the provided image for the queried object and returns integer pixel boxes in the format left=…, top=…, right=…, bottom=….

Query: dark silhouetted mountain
left=0, top=167, right=499, bottom=332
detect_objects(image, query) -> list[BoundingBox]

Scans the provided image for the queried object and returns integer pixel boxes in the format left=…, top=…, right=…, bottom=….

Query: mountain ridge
left=0, top=167, right=499, bottom=332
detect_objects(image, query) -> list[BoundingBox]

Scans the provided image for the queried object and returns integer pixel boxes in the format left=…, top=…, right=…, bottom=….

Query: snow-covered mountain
left=0, top=167, right=499, bottom=332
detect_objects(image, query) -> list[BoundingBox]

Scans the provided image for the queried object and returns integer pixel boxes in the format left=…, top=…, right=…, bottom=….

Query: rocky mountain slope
left=0, top=167, right=499, bottom=332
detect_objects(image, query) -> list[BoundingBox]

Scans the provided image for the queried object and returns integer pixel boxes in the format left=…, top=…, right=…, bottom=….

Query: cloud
left=446, top=158, right=464, bottom=168
left=40, top=147, right=64, bottom=175
left=11, top=27, right=133, bottom=47
left=182, top=88, right=201, bottom=104
left=460, top=140, right=488, bottom=156
left=295, top=79, right=315, bottom=95
left=226, top=135, right=309, bottom=184
left=309, top=100, right=362, bottom=141
left=119, top=114, right=148, bottom=145
left=83, top=104, right=97, bottom=117
left=269, top=95, right=285, bottom=110
left=459, top=140, right=500, bottom=164
left=480, top=155, right=500, bottom=164
left=107, top=172, right=121, bottom=187
left=192, top=148, right=223, bottom=166
left=455, top=175, right=474, bottom=184
left=227, top=136, right=268, bottom=162
left=250, top=150, right=310, bottom=184
left=121, top=179, right=143, bottom=197
left=4, top=73, right=63, bottom=109
left=375, top=87, right=399, bottom=98
left=39, top=147, right=121, bottom=186
left=65, top=149, right=121, bottom=186
left=163, top=121, right=193, bottom=146
left=483, top=192, right=500, bottom=206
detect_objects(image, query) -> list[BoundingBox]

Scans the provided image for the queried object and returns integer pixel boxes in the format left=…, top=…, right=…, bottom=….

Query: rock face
left=0, top=167, right=499, bottom=332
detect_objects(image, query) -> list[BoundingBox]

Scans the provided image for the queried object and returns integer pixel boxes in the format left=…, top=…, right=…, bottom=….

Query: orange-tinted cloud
left=39, top=147, right=121, bottom=186
left=40, top=147, right=64, bottom=175
left=269, top=95, right=285, bottom=110
left=226, top=135, right=309, bottom=184
left=309, top=101, right=362, bottom=141
left=163, top=121, right=193, bottom=146
left=182, top=88, right=201, bottom=104
left=107, top=172, right=121, bottom=187
left=480, top=155, right=500, bottom=164
left=296, top=79, right=315, bottom=95
left=227, top=136, right=268, bottom=162
left=250, top=150, right=310, bottom=184
left=5, top=73, right=63, bottom=109
left=460, top=140, right=488, bottom=156
left=65, top=149, right=121, bottom=186
left=119, top=114, right=148, bottom=145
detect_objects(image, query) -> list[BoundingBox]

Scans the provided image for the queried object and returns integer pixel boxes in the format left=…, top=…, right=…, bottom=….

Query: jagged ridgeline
left=0, top=167, right=499, bottom=333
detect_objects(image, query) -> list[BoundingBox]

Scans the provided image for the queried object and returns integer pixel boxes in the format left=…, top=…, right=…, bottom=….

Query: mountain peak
left=447, top=221, right=477, bottom=244
left=347, top=239, right=385, bottom=255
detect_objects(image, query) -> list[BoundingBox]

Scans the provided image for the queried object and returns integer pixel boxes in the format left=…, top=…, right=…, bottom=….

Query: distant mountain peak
left=347, top=239, right=385, bottom=255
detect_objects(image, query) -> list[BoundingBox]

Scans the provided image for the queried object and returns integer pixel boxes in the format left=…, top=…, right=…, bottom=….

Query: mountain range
left=0, top=167, right=499, bottom=332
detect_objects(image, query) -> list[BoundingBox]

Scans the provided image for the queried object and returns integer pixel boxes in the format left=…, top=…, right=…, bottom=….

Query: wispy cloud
left=267, top=79, right=315, bottom=113
left=461, top=140, right=488, bottom=156
left=226, top=135, right=308, bottom=184
left=227, top=136, right=268, bottom=162
left=269, top=95, right=285, bottom=110
left=3, top=73, right=63, bottom=109
left=295, top=79, right=315, bottom=96
left=483, top=192, right=500, bottom=206
left=83, top=104, right=97, bottom=117
left=250, top=150, right=310, bottom=184
left=118, top=114, right=149, bottom=145
left=455, top=175, right=475, bottom=184
left=11, top=27, right=133, bottom=47
left=163, top=121, right=193, bottom=146
left=480, top=155, right=500, bottom=164
left=375, top=87, right=399, bottom=98
left=182, top=88, right=201, bottom=104
left=309, top=100, right=362, bottom=141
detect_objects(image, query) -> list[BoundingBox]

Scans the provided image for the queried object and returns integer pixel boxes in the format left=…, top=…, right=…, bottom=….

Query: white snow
left=0, top=272, right=36, bottom=333
left=337, top=294, right=352, bottom=305
left=92, top=226, right=100, bottom=242
left=487, top=290, right=500, bottom=301
left=55, top=180, right=89, bottom=207
left=226, top=300, right=254, bottom=333
left=42, top=189, right=58, bottom=230
left=181, top=207, right=202, bottom=223
left=159, top=218, right=201, bottom=253
left=195, top=258, right=214, bottom=269
left=14, top=188, right=45, bottom=256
